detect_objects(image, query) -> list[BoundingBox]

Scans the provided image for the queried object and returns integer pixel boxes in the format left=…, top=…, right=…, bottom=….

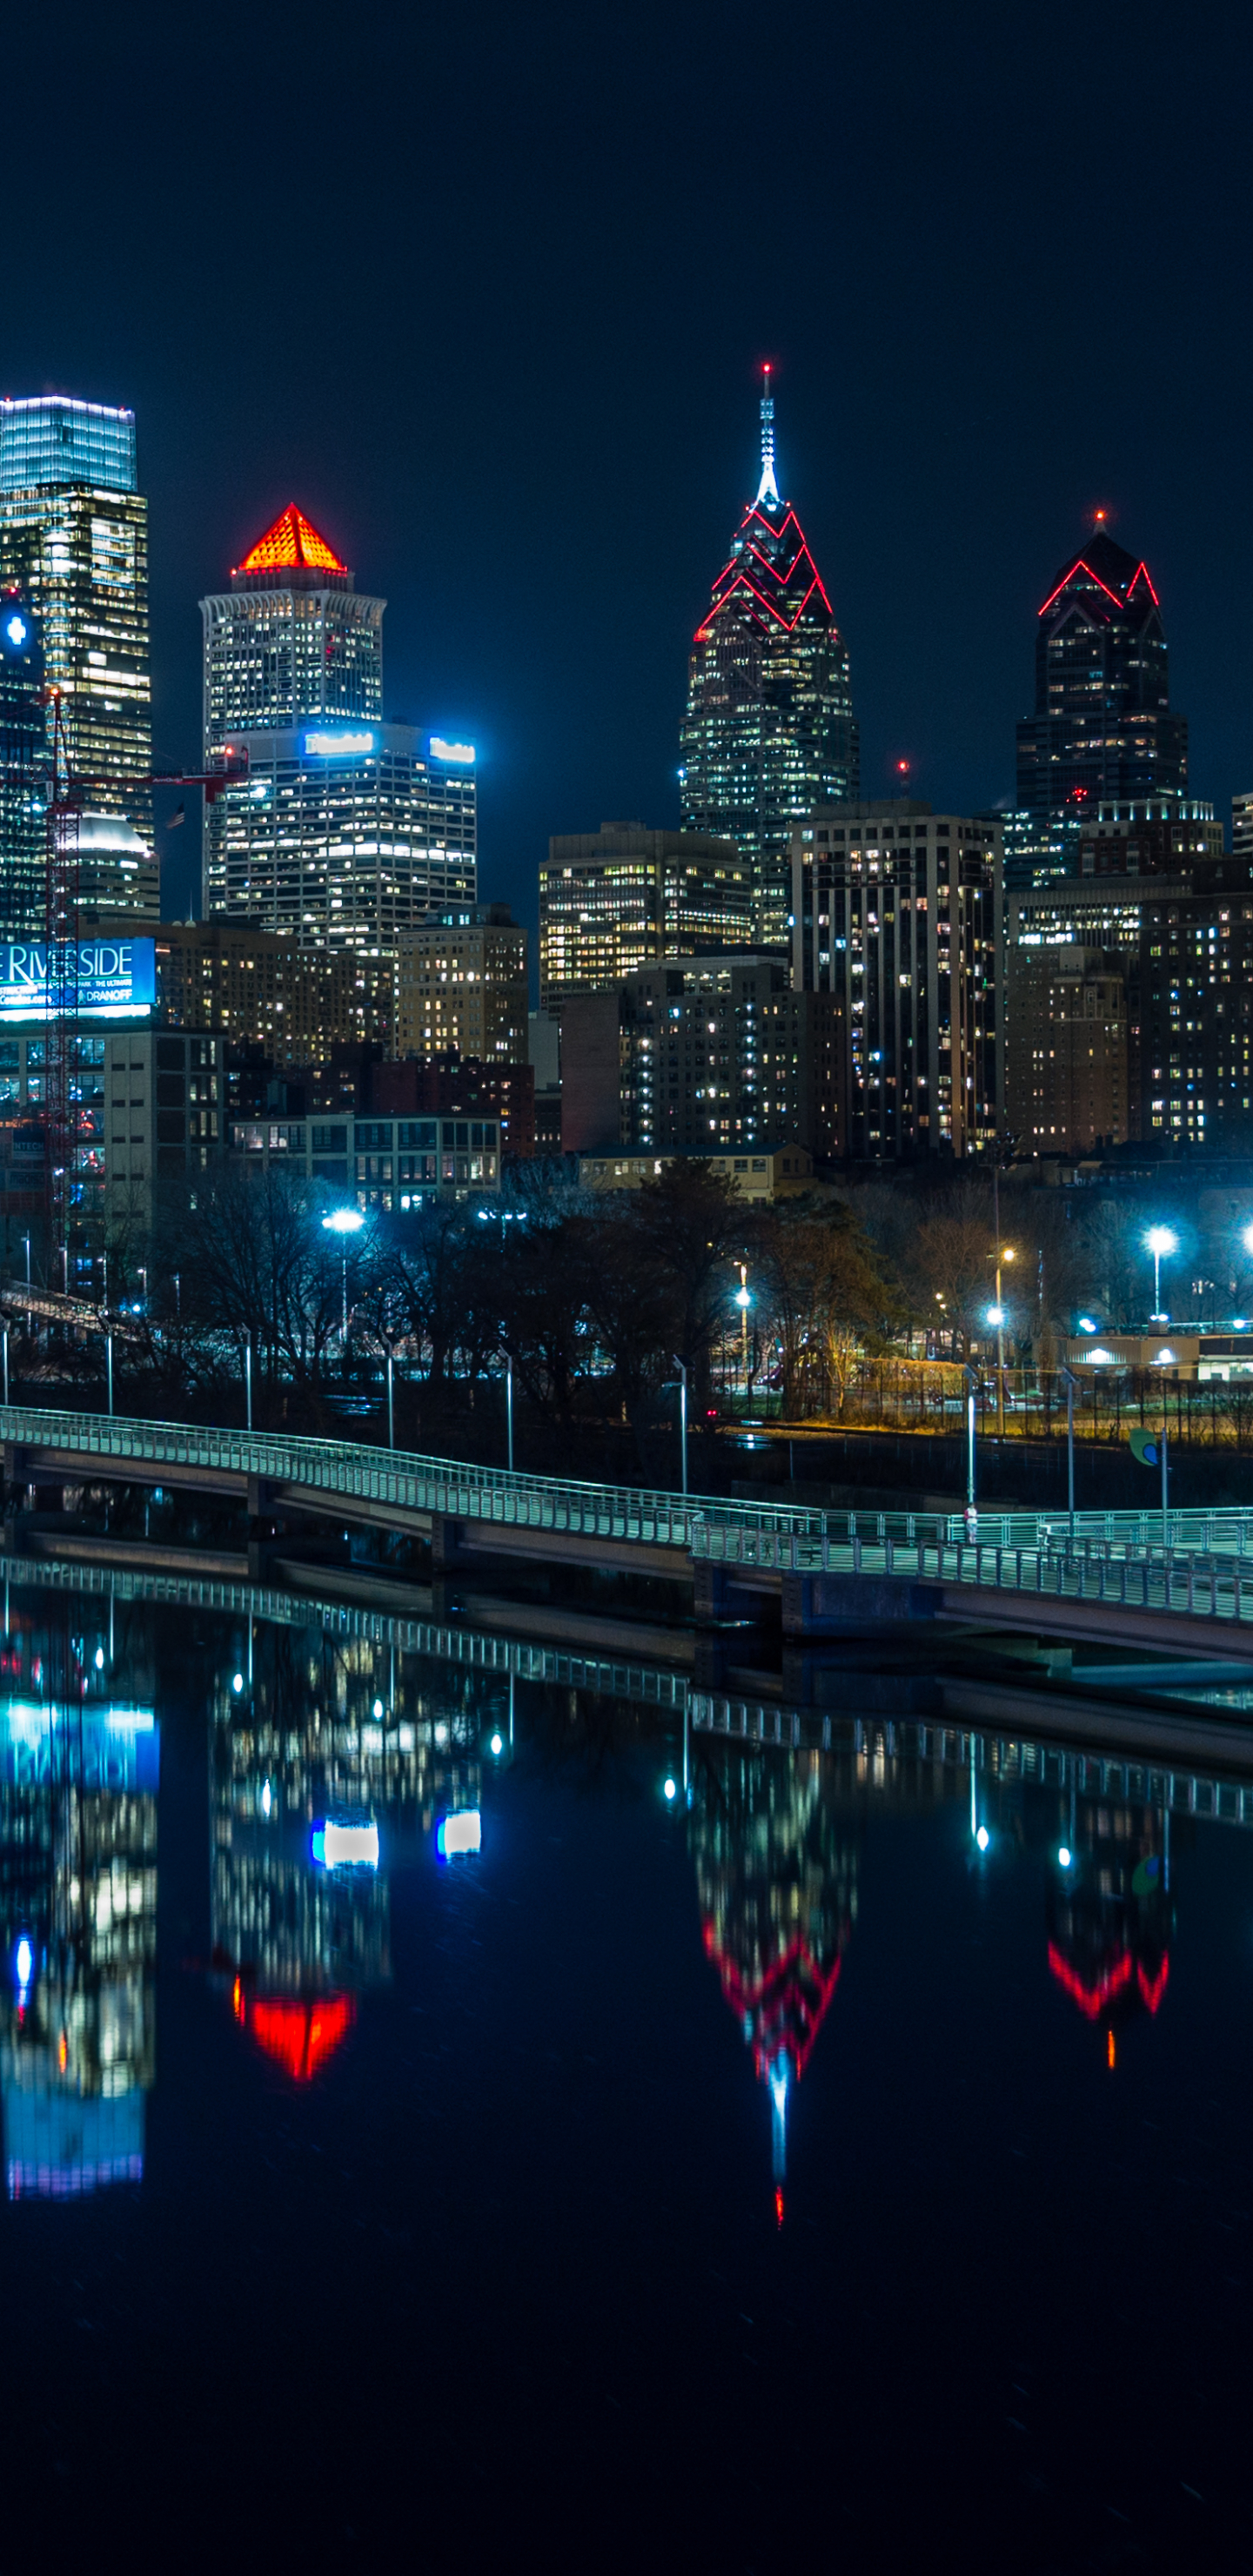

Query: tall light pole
left=322, top=1207, right=365, bottom=1344
left=988, top=1241, right=1015, bottom=1439
left=1146, top=1224, right=1176, bottom=1324
left=673, top=1357, right=688, bottom=1500
left=962, top=1363, right=978, bottom=1534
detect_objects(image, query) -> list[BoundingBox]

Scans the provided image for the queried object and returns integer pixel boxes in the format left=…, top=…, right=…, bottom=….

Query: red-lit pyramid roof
left=236, top=504, right=346, bottom=577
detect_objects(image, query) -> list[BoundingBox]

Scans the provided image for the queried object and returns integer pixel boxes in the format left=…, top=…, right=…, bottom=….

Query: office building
left=0, top=397, right=151, bottom=837
left=1009, top=856, right=1253, bottom=1150
left=1008, top=946, right=1129, bottom=1152
left=0, top=587, right=45, bottom=939
left=560, top=953, right=838, bottom=1158
left=77, top=812, right=160, bottom=925
left=792, top=802, right=1003, bottom=1160
left=528, top=1009, right=562, bottom=1150
left=577, top=1144, right=814, bottom=1201
left=395, top=904, right=527, bottom=1062
left=680, top=371, right=858, bottom=946
left=230, top=1105, right=502, bottom=1205
left=539, top=823, right=753, bottom=1008
left=1233, top=792, right=1253, bottom=862
left=370, top=1052, right=534, bottom=1157
left=142, top=919, right=392, bottom=1064
left=1015, top=526, right=1188, bottom=872
left=1077, top=795, right=1222, bottom=877
left=202, top=505, right=475, bottom=949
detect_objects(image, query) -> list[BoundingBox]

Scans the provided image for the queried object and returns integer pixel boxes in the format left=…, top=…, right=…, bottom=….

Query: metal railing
left=0, top=1403, right=823, bottom=1551
left=694, top=1519, right=1253, bottom=1628
left=827, top=1504, right=1253, bottom=1555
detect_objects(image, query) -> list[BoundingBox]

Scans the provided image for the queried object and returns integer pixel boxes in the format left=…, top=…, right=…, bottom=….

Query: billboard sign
left=0, top=939, right=156, bottom=1023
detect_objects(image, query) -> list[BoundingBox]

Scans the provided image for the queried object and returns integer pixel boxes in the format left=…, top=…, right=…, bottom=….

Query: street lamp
left=1145, top=1225, right=1176, bottom=1324
left=988, top=1242, right=1015, bottom=1438
left=322, top=1207, right=365, bottom=1342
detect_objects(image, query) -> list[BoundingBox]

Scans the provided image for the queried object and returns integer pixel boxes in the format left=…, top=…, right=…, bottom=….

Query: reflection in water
left=1045, top=1788, right=1173, bottom=2061
left=689, top=1748, right=857, bottom=2217
left=211, top=1624, right=486, bottom=2079
left=0, top=1618, right=157, bottom=2197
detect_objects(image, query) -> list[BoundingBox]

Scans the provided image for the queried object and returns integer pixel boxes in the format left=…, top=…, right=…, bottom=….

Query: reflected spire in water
left=1046, top=1789, right=1174, bottom=2056
left=690, top=1747, right=856, bottom=2210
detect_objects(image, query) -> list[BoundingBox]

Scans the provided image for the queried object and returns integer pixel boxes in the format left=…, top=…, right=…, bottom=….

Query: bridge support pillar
left=430, top=1517, right=465, bottom=1572
left=781, top=1572, right=942, bottom=1638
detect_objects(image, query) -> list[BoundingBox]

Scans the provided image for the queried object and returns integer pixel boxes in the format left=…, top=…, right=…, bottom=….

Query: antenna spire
left=755, top=364, right=781, bottom=507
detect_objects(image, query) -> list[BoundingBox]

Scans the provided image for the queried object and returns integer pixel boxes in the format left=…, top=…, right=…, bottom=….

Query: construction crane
left=44, top=726, right=249, bottom=1280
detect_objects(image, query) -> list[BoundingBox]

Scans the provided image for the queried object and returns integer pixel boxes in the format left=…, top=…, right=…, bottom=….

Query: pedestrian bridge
left=4, top=1403, right=1253, bottom=1650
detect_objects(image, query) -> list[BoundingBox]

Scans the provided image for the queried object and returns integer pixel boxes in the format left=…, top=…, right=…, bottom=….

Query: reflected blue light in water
left=261, top=1781, right=271, bottom=1817
left=94, top=1647, right=104, bottom=1670
left=490, top=1733, right=503, bottom=1755
left=14, top=1937, right=32, bottom=1988
left=437, top=1810, right=481, bottom=1860
left=312, top=1820, right=379, bottom=1870
left=231, top=1673, right=244, bottom=1694
left=975, top=1825, right=990, bottom=1852
left=663, top=1777, right=677, bottom=1801
left=1058, top=1845, right=1072, bottom=1868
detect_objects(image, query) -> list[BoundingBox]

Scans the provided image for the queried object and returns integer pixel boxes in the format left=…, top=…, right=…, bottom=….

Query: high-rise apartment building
left=0, top=587, right=45, bottom=939
left=1233, top=792, right=1253, bottom=862
left=1015, top=527, right=1187, bottom=875
left=560, top=954, right=838, bottom=1158
left=395, top=904, right=527, bottom=1063
left=792, top=801, right=1003, bottom=1160
left=144, top=919, right=393, bottom=1065
left=539, top=822, right=753, bottom=1007
left=680, top=372, right=858, bottom=946
left=0, top=397, right=151, bottom=837
left=202, top=505, right=475, bottom=950
left=1008, top=946, right=1129, bottom=1153
left=1009, top=855, right=1253, bottom=1150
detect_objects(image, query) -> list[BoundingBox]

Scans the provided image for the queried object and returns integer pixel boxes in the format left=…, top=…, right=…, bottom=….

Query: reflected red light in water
left=1047, top=1942, right=1133, bottom=2019
left=774, top=2186, right=785, bottom=2229
left=1137, top=1955, right=1169, bottom=2014
left=1108, top=2029, right=1116, bottom=2070
left=247, top=1995, right=356, bottom=2082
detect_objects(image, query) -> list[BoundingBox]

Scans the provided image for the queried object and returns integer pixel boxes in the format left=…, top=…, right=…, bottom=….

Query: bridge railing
left=829, top=1504, right=1253, bottom=1555
left=692, top=1520, right=1253, bottom=1626
left=0, top=1404, right=825, bottom=1549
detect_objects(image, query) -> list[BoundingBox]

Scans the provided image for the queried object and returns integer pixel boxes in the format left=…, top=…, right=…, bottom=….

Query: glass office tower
left=0, top=587, right=46, bottom=939
left=203, top=505, right=475, bottom=950
left=680, top=371, right=859, bottom=946
left=0, top=398, right=151, bottom=840
left=1015, top=527, right=1188, bottom=876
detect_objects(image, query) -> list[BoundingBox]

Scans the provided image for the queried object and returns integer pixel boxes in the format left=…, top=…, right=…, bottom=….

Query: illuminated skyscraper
left=202, top=505, right=475, bottom=952
left=680, top=372, right=858, bottom=945
left=0, top=397, right=151, bottom=839
left=1015, top=527, right=1189, bottom=879
left=0, top=587, right=45, bottom=939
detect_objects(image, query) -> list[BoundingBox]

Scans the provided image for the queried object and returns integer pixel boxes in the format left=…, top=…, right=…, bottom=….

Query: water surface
left=0, top=1580, right=1249, bottom=2573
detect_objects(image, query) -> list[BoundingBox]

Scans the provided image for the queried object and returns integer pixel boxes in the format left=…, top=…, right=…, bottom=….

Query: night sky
left=10, top=0, right=1251, bottom=943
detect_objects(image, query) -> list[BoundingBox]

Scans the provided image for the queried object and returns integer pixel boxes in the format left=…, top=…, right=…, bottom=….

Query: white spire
left=754, top=364, right=781, bottom=507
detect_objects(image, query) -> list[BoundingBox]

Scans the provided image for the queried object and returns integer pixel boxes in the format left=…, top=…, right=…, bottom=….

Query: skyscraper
left=0, top=397, right=151, bottom=837
left=539, top=822, right=753, bottom=1007
left=792, top=801, right=1003, bottom=1160
left=680, top=371, right=858, bottom=946
left=0, top=587, right=45, bottom=939
left=1014, top=526, right=1188, bottom=882
left=201, top=505, right=475, bottom=950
